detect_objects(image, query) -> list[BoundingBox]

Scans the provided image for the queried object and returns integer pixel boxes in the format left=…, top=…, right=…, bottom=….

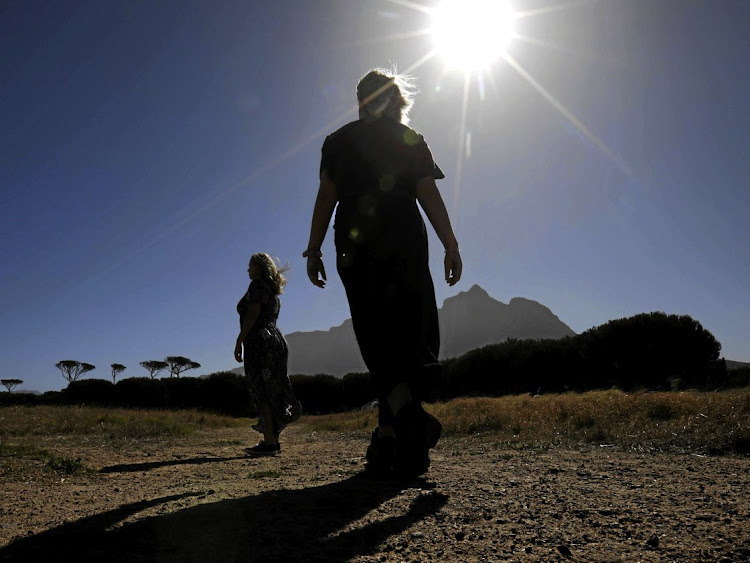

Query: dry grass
left=0, top=405, right=245, bottom=441
left=2, top=390, right=748, bottom=457
left=301, top=410, right=379, bottom=433
left=0, top=406, right=248, bottom=478
left=302, top=388, right=750, bottom=455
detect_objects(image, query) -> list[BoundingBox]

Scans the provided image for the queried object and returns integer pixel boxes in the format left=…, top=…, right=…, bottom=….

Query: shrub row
left=3, top=313, right=747, bottom=416
left=437, top=312, right=737, bottom=399
left=0, top=372, right=253, bottom=417
left=0, top=372, right=378, bottom=417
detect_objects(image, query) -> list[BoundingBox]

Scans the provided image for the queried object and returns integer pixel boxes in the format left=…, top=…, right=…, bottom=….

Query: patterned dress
left=237, top=279, right=301, bottom=435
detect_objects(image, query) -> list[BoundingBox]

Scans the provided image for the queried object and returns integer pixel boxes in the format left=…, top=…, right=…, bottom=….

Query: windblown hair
left=357, top=67, right=417, bottom=125
left=250, top=253, right=289, bottom=295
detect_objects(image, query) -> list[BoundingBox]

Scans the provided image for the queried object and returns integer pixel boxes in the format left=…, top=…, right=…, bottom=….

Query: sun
left=431, top=0, right=516, bottom=72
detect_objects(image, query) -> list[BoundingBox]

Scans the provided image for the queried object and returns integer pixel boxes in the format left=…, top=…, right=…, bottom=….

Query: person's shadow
left=0, top=467, right=447, bottom=563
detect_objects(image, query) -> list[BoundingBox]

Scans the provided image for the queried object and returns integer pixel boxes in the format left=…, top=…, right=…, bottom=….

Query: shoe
left=393, top=402, right=442, bottom=478
left=365, top=429, right=396, bottom=474
left=244, top=442, right=280, bottom=457
left=423, top=410, right=442, bottom=449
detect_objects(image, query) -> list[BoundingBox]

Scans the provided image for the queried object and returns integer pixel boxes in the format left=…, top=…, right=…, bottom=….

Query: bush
left=290, top=374, right=345, bottom=414
left=64, top=379, right=115, bottom=406
left=201, top=372, right=252, bottom=417
left=0, top=392, right=39, bottom=406
left=39, top=391, right=63, bottom=405
left=440, top=312, right=729, bottom=399
left=164, top=377, right=204, bottom=410
left=341, top=372, right=375, bottom=409
left=114, top=377, right=167, bottom=408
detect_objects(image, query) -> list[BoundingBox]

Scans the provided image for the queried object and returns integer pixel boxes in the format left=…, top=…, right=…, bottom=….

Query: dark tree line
left=5, top=312, right=744, bottom=415
left=54, top=357, right=201, bottom=385
left=438, top=312, right=725, bottom=398
left=0, top=373, right=253, bottom=417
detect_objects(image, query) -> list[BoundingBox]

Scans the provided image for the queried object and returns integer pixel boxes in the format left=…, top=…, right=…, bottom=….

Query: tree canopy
left=165, top=356, right=201, bottom=378
left=1, top=379, right=23, bottom=392
left=139, top=360, right=169, bottom=379
left=55, top=361, right=95, bottom=383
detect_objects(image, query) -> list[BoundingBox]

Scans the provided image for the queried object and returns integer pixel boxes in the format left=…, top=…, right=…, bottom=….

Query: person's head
left=357, top=67, right=416, bottom=125
left=248, top=253, right=288, bottom=295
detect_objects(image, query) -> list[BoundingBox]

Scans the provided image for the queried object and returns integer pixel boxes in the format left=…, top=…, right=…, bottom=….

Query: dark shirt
left=320, top=117, right=444, bottom=261
left=237, top=280, right=280, bottom=335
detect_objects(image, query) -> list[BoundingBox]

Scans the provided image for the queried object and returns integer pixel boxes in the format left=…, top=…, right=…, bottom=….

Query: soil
left=1, top=424, right=749, bottom=562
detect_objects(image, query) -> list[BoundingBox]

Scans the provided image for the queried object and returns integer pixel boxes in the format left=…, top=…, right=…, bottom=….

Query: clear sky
left=2, top=0, right=749, bottom=393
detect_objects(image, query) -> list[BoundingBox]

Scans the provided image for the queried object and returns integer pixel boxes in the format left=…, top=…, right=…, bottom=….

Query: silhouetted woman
left=235, top=252, right=301, bottom=456
left=304, top=68, right=462, bottom=476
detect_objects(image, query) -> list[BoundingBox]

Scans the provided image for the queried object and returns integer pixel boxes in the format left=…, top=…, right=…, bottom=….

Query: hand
left=306, top=256, right=327, bottom=288
left=234, top=340, right=243, bottom=363
left=444, top=249, right=462, bottom=286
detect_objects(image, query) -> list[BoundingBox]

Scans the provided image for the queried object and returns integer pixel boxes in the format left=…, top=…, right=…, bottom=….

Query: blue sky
left=2, top=0, right=749, bottom=392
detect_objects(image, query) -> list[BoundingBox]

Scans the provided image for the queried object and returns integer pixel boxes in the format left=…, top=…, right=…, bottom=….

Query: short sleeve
left=245, top=281, right=269, bottom=305
left=319, top=135, right=335, bottom=181
left=413, top=136, right=445, bottom=181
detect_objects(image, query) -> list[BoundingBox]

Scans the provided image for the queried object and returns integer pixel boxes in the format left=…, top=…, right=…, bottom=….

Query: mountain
left=285, top=318, right=366, bottom=376
left=283, top=284, right=575, bottom=376
left=438, top=284, right=576, bottom=359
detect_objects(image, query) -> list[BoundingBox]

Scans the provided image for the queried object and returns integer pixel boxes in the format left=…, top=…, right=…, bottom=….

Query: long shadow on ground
left=98, top=456, right=247, bottom=473
left=0, top=472, right=447, bottom=563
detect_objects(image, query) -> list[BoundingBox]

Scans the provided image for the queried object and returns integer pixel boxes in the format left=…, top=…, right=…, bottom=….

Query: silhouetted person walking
left=235, top=252, right=301, bottom=456
left=305, top=68, right=462, bottom=477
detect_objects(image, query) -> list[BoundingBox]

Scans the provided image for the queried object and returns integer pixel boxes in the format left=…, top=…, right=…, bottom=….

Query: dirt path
left=1, top=425, right=749, bottom=562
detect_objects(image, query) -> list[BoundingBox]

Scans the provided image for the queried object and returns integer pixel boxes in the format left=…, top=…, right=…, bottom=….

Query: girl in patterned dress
left=235, top=253, right=301, bottom=456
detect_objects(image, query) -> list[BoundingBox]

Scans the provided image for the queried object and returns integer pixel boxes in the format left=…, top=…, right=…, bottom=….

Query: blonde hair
left=250, top=253, right=289, bottom=295
left=357, top=67, right=417, bottom=125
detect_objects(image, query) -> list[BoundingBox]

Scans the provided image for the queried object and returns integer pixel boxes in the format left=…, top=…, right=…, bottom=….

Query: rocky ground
left=1, top=424, right=749, bottom=562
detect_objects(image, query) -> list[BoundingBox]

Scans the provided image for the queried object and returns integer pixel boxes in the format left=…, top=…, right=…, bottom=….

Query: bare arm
left=305, top=168, right=338, bottom=288
left=416, top=177, right=462, bottom=286
left=234, top=303, right=261, bottom=362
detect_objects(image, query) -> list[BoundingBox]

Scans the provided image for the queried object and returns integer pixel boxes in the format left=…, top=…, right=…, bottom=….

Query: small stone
left=410, top=531, right=424, bottom=539
left=524, top=546, right=532, bottom=553
left=455, top=531, right=466, bottom=541
left=646, top=535, right=659, bottom=548
left=557, top=545, right=572, bottom=557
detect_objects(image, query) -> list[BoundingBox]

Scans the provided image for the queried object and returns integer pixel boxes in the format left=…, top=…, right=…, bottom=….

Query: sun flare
left=431, top=0, right=516, bottom=71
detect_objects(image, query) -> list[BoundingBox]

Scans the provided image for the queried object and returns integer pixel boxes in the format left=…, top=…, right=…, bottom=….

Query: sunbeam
left=335, top=28, right=432, bottom=49
left=385, top=0, right=434, bottom=15
left=514, top=33, right=624, bottom=66
left=452, top=73, right=472, bottom=217
left=503, top=53, right=632, bottom=177
left=515, top=0, right=597, bottom=20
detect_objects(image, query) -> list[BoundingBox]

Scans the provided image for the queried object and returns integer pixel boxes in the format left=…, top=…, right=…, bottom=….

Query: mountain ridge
left=278, top=284, right=576, bottom=377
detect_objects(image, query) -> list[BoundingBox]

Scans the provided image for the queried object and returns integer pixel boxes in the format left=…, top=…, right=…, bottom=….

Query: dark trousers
left=337, top=250, right=440, bottom=427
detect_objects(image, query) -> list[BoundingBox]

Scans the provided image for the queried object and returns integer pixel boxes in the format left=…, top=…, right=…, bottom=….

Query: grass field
left=0, top=405, right=245, bottom=440
left=0, top=406, right=248, bottom=475
left=1, top=389, right=748, bottom=461
left=304, top=388, right=750, bottom=455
